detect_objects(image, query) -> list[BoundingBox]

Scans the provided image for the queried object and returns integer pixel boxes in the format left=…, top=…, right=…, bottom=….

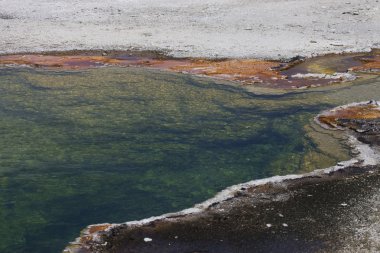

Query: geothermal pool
left=0, top=65, right=379, bottom=253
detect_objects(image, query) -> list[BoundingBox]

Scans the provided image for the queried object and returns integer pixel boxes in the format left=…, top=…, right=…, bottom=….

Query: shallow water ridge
left=0, top=65, right=379, bottom=253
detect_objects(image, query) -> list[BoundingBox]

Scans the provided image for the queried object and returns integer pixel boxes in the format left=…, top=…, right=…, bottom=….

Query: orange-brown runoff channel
left=0, top=54, right=284, bottom=84
left=349, top=54, right=380, bottom=73
left=170, top=59, right=284, bottom=83
left=317, top=102, right=380, bottom=129
left=0, top=50, right=378, bottom=89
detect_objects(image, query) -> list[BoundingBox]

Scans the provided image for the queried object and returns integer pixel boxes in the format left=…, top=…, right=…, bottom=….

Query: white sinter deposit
left=0, top=0, right=379, bottom=59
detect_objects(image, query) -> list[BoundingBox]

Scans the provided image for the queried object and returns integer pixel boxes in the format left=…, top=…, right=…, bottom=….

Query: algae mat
left=0, top=66, right=377, bottom=252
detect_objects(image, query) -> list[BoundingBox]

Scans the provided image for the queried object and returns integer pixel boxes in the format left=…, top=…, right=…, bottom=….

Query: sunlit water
left=0, top=66, right=378, bottom=253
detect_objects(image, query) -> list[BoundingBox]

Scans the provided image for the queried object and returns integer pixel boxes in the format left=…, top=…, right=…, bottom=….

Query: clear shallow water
left=0, top=67, right=377, bottom=253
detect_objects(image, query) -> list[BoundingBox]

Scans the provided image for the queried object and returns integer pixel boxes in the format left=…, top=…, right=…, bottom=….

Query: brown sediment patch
left=316, top=102, right=380, bottom=129
left=0, top=50, right=379, bottom=90
left=0, top=54, right=280, bottom=75
left=75, top=224, right=114, bottom=246
left=0, top=54, right=159, bottom=69
left=168, top=59, right=283, bottom=84
left=0, top=54, right=284, bottom=84
left=87, top=224, right=113, bottom=234
left=349, top=53, right=380, bottom=73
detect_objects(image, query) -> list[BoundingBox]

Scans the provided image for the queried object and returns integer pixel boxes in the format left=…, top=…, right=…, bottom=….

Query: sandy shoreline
left=1, top=0, right=379, bottom=59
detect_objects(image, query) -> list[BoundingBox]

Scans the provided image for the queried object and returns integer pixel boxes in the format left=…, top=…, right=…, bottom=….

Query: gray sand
left=0, top=0, right=379, bottom=59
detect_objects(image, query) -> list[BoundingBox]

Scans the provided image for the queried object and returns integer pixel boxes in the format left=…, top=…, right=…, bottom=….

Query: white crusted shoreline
left=0, top=0, right=379, bottom=59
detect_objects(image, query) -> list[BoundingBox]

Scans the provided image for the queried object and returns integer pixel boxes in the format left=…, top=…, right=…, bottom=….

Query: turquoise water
left=0, top=66, right=363, bottom=253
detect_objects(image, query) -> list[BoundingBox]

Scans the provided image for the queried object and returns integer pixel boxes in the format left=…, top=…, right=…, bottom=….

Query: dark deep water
left=1, top=66, right=377, bottom=253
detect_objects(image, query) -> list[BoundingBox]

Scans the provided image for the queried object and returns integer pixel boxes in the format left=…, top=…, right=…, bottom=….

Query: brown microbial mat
left=0, top=49, right=378, bottom=90
left=317, top=101, right=380, bottom=130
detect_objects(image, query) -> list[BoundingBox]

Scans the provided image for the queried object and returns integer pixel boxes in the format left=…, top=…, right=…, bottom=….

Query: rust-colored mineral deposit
left=0, top=53, right=286, bottom=86
left=87, top=224, right=113, bottom=234
left=169, top=59, right=283, bottom=84
left=0, top=54, right=152, bottom=69
left=350, top=53, right=380, bottom=73
left=317, top=101, right=380, bottom=129
left=76, top=224, right=113, bottom=246
left=1, top=50, right=378, bottom=90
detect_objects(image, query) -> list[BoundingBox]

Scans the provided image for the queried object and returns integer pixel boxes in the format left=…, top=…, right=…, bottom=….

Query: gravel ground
left=0, top=0, right=379, bottom=59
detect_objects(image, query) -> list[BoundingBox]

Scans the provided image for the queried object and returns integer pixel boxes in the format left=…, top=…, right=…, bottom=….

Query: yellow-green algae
left=0, top=66, right=379, bottom=253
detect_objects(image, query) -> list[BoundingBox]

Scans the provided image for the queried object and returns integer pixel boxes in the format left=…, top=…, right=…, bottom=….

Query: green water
left=0, top=67, right=378, bottom=253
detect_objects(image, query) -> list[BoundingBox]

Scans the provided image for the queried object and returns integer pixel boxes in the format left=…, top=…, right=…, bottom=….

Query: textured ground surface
left=65, top=165, right=380, bottom=253
left=0, top=0, right=379, bottom=59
